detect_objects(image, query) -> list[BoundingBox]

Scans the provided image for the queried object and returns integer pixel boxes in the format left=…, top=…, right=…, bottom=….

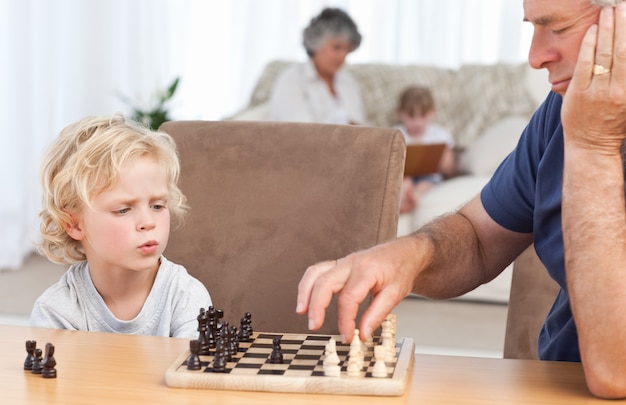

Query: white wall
left=0, top=0, right=533, bottom=270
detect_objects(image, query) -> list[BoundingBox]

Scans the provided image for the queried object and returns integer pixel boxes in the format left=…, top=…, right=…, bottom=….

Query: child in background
left=395, top=86, right=456, bottom=214
left=31, top=114, right=211, bottom=337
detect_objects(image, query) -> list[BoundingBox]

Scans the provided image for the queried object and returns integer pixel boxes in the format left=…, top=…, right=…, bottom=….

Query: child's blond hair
left=397, top=86, right=436, bottom=117
left=38, top=114, right=188, bottom=264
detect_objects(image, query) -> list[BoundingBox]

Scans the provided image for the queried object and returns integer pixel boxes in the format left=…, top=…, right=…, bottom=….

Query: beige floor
left=0, top=253, right=507, bottom=358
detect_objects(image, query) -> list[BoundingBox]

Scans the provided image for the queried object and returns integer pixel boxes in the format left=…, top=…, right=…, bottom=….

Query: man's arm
left=296, top=195, right=532, bottom=342
left=561, top=5, right=626, bottom=399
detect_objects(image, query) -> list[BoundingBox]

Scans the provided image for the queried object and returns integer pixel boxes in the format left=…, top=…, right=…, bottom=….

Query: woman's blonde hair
left=38, top=114, right=188, bottom=264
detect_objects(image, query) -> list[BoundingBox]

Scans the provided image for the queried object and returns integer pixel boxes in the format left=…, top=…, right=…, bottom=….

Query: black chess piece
left=41, top=343, right=57, bottom=379
left=211, top=337, right=227, bottom=373
left=230, top=325, right=239, bottom=353
left=24, top=340, right=36, bottom=370
left=31, top=348, right=43, bottom=374
left=238, top=318, right=249, bottom=341
left=196, top=308, right=210, bottom=355
left=186, top=340, right=202, bottom=370
left=238, top=312, right=253, bottom=342
left=207, top=306, right=217, bottom=349
left=269, top=337, right=283, bottom=364
left=244, top=312, right=253, bottom=335
left=220, top=322, right=231, bottom=361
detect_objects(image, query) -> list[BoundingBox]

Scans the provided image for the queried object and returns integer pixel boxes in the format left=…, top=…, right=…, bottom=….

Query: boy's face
left=67, top=156, right=171, bottom=275
left=398, top=110, right=435, bottom=139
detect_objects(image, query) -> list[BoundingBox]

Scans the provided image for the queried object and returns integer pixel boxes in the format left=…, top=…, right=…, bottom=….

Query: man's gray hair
left=591, top=0, right=626, bottom=6
left=302, top=8, right=362, bottom=57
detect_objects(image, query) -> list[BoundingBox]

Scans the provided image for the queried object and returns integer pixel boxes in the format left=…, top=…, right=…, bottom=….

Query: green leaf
left=166, top=77, right=180, bottom=99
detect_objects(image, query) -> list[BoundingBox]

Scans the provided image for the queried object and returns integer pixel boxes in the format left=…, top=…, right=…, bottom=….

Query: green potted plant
left=119, top=77, right=180, bottom=130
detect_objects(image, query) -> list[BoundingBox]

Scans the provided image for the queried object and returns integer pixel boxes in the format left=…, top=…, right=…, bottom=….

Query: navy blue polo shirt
left=481, top=91, right=581, bottom=361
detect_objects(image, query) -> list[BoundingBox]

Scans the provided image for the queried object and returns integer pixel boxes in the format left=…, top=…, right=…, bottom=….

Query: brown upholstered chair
left=160, top=120, right=406, bottom=335
left=503, top=245, right=560, bottom=359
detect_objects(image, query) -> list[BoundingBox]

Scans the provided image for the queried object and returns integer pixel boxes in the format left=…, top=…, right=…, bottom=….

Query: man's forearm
left=562, top=143, right=626, bottom=396
left=410, top=213, right=486, bottom=299
left=409, top=199, right=530, bottom=300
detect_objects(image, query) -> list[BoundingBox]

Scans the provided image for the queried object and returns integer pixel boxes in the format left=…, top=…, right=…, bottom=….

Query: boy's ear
left=63, top=212, right=84, bottom=241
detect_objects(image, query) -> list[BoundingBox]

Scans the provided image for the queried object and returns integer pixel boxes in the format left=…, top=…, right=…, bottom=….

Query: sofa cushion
left=415, top=174, right=491, bottom=228
left=458, top=115, right=528, bottom=176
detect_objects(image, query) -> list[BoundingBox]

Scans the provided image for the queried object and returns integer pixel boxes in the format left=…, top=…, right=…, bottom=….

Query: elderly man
left=296, top=0, right=626, bottom=399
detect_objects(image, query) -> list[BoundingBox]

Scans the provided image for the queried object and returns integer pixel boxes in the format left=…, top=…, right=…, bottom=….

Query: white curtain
left=0, top=0, right=530, bottom=270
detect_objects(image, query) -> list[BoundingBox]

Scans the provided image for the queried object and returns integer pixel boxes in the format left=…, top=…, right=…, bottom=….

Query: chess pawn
left=381, top=319, right=395, bottom=362
left=350, top=329, right=362, bottom=351
left=241, top=312, right=253, bottom=337
left=269, top=337, right=283, bottom=364
left=31, top=348, right=43, bottom=374
left=230, top=325, right=239, bottom=354
left=349, top=330, right=364, bottom=370
left=41, top=343, right=57, bottom=379
left=323, top=338, right=341, bottom=377
left=220, top=322, right=232, bottom=361
left=245, top=312, right=253, bottom=332
left=186, top=340, right=202, bottom=370
left=211, top=338, right=228, bottom=373
left=346, top=357, right=361, bottom=377
left=387, top=313, right=397, bottom=337
left=238, top=314, right=252, bottom=342
left=364, top=335, right=374, bottom=348
left=372, top=345, right=388, bottom=378
left=24, top=340, right=36, bottom=370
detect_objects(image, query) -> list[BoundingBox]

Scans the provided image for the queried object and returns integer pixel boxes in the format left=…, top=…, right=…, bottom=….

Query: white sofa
left=229, top=60, right=550, bottom=303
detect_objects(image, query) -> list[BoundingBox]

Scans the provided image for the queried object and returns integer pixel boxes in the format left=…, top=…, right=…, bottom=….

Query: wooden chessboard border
left=165, top=332, right=415, bottom=396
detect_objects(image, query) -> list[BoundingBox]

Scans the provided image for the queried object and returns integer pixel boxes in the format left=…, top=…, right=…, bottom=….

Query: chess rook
left=24, top=340, right=36, bottom=371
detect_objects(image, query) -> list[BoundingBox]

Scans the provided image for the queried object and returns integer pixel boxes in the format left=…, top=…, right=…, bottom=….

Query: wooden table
left=0, top=324, right=601, bottom=404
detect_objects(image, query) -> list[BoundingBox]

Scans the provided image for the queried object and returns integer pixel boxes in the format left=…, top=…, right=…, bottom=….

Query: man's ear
left=63, top=212, right=84, bottom=241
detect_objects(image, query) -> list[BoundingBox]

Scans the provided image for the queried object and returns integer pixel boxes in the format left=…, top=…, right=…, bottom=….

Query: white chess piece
left=323, top=338, right=341, bottom=377
left=364, top=334, right=374, bottom=348
left=372, top=345, right=388, bottom=378
left=387, top=313, right=397, bottom=340
left=349, top=329, right=364, bottom=370
left=350, top=329, right=362, bottom=352
left=346, top=357, right=361, bottom=377
left=381, top=319, right=395, bottom=362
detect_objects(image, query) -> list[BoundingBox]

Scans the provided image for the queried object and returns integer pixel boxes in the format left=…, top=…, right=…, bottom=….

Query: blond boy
left=31, top=114, right=211, bottom=337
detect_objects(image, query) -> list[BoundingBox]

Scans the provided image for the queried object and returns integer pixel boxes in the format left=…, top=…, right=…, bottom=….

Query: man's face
left=524, top=0, right=601, bottom=95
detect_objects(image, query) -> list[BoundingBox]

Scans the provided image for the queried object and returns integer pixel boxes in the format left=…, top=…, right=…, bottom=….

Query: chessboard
left=165, top=331, right=415, bottom=396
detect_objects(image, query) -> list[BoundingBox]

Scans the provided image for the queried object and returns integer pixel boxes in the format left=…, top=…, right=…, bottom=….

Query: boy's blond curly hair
left=38, top=114, right=188, bottom=264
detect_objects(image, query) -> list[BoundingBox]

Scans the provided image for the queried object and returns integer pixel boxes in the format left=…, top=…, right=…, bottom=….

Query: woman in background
left=269, top=8, right=366, bottom=125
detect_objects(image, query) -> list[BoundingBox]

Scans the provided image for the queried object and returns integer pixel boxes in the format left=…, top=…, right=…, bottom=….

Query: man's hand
left=562, top=4, right=626, bottom=153
left=296, top=237, right=429, bottom=342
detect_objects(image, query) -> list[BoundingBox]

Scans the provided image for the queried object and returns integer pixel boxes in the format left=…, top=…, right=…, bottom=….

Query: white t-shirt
left=269, top=59, right=366, bottom=125
left=30, top=256, right=212, bottom=338
left=395, top=123, right=455, bottom=147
